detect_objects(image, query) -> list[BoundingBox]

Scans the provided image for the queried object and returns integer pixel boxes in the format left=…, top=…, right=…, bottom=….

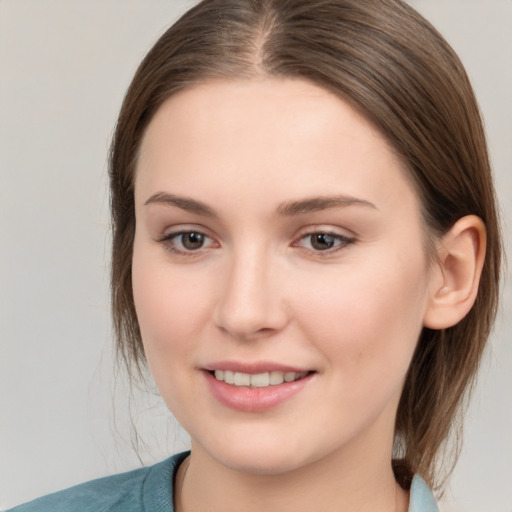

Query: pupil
left=312, top=233, right=334, bottom=250
left=182, top=232, right=204, bottom=250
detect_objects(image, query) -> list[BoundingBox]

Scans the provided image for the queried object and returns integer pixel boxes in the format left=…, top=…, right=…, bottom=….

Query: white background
left=0, top=1, right=510, bottom=511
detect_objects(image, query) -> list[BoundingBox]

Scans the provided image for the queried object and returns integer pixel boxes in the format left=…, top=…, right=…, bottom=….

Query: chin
left=192, top=431, right=328, bottom=476
left=216, top=449, right=307, bottom=475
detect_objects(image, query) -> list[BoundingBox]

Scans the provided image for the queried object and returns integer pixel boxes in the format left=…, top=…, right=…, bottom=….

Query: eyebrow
left=275, top=195, right=377, bottom=216
left=144, top=192, right=377, bottom=217
left=144, top=192, right=216, bottom=217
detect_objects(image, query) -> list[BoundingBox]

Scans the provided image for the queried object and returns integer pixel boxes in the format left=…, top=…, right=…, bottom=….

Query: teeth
left=284, top=372, right=296, bottom=382
left=234, top=372, right=251, bottom=386
left=269, top=371, right=284, bottom=385
left=213, top=370, right=308, bottom=388
left=251, top=372, right=270, bottom=387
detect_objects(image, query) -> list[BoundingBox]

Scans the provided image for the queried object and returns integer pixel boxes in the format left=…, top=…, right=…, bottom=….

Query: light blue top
left=7, top=451, right=439, bottom=511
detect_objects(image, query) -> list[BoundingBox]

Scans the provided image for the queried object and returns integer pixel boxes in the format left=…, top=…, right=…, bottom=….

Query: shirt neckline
left=146, top=451, right=439, bottom=512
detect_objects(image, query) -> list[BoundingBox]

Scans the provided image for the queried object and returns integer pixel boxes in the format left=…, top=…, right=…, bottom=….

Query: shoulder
left=7, top=451, right=189, bottom=512
left=408, top=475, right=439, bottom=512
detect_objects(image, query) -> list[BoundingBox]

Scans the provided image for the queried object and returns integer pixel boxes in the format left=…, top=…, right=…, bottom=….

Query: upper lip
left=202, top=360, right=312, bottom=374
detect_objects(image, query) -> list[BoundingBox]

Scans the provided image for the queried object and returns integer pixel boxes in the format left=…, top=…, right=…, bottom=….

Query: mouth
left=202, top=364, right=316, bottom=412
left=208, top=369, right=311, bottom=388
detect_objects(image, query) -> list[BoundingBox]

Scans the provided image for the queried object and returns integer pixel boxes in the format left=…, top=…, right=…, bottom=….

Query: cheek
left=131, top=244, right=217, bottom=424
left=131, top=243, right=209, bottom=367
left=292, top=249, right=429, bottom=385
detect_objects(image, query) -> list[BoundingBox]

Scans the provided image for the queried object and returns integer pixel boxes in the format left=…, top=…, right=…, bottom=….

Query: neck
left=175, top=437, right=409, bottom=512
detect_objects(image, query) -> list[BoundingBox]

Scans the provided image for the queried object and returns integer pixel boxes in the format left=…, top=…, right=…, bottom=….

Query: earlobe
left=423, top=215, right=486, bottom=330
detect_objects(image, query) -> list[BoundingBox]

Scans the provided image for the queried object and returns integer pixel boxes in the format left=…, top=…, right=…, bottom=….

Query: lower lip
left=203, top=371, right=314, bottom=412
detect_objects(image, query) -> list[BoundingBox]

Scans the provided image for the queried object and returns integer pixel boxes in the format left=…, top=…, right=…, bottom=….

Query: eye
left=159, top=230, right=217, bottom=254
left=296, top=231, right=355, bottom=252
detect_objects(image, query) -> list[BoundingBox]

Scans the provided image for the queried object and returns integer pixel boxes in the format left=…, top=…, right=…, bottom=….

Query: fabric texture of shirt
left=7, top=451, right=439, bottom=512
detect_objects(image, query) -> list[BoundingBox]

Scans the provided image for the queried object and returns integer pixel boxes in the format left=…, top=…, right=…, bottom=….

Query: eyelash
left=157, top=229, right=356, bottom=256
left=293, top=231, right=356, bottom=255
left=157, top=230, right=217, bottom=255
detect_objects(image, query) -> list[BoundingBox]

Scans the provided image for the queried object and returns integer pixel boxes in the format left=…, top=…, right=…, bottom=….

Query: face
left=132, top=78, right=435, bottom=475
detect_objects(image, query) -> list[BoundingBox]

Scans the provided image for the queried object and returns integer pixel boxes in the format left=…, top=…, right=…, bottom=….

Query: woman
left=8, top=0, right=502, bottom=511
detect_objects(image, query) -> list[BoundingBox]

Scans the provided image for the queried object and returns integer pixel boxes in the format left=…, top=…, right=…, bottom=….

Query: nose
left=213, top=247, right=290, bottom=340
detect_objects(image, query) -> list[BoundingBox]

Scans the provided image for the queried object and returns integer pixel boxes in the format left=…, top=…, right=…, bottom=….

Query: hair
left=108, top=0, right=501, bottom=492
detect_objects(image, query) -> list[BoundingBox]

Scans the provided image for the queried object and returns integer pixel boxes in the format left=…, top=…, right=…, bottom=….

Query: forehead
left=139, top=77, right=393, bottom=164
left=135, top=78, right=418, bottom=219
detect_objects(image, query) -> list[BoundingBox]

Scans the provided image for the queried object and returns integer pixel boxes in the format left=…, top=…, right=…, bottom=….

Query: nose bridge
left=214, top=242, right=287, bottom=339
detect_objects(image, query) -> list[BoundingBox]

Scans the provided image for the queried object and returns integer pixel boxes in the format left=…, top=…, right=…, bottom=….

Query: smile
left=203, top=366, right=315, bottom=412
left=213, top=370, right=309, bottom=388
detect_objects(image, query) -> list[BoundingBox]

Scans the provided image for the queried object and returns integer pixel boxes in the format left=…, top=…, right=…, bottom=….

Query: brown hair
left=109, top=0, right=502, bottom=491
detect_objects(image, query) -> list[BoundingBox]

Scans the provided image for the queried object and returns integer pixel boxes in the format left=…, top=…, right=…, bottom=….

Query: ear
left=423, top=215, right=486, bottom=330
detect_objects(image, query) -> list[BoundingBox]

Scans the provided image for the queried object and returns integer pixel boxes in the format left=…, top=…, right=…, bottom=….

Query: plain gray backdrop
left=1, top=1, right=511, bottom=510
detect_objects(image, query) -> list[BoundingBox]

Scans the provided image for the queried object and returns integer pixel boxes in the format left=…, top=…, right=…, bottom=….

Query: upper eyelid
left=158, top=224, right=213, bottom=239
left=298, top=228, right=352, bottom=236
left=293, top=224, right=356, bottom=239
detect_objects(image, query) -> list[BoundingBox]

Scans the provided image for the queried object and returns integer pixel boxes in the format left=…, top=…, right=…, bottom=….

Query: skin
left=132, top=77, right=441, bottom=512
